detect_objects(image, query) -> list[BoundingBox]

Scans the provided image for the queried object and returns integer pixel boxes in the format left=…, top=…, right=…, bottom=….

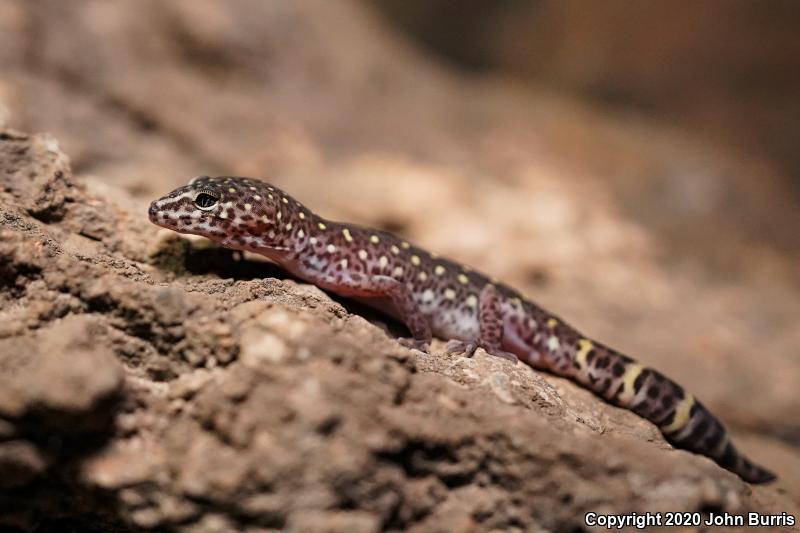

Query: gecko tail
left=570, top=344, right=776, bottom=484
left=729, top=451, right=777, bottom=484
left=656, top=397, right=777, bottom=484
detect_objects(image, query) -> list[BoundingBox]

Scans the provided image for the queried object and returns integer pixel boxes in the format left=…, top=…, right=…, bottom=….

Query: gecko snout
left=148, top=198, right=177, bottom=228
left=147, top=200, right=159, bottom=222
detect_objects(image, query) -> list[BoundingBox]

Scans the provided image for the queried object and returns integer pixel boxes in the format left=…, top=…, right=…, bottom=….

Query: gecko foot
left=398, top=337, right=430, bottom=353
left=447, top=340, right=518, bottom=364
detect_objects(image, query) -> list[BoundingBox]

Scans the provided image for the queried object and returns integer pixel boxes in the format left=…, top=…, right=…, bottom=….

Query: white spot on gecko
left=547, top=336, right=560, bottom=352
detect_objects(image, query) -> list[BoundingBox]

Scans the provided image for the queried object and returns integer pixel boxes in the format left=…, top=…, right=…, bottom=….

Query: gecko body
left=149, top=176, right=775, bottom=484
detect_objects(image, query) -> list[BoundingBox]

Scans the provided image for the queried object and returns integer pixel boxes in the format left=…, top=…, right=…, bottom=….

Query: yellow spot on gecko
left=282, top=197, right=289, bottom=204
left=434, top=265, right=445, bottom=276
left=254, top=195, right=261, bottom=201
left=401, top=241, right=410, bottom=249
left=318, top=222, right=327, bottom=230
left=340, top=259, right=348, bottom=268
left=285, top=223, right=292, bottom=230
left=617, top=364, right=644, bottom=405
left=358, top=249, right=368, bottom=260
left=457, top=274, right=469, bottom=284
left=547, top=318, right=558, bottom=328
left=219, top=212, right=228, bottom=219
left=390, top=245, right=400, bottom=255
left=511, top=297, right=522, bottom=306
left=244, top=203, right=252, bottom=211
left=342, top=228, right=353, bottom=242
left=327, top=244, right=336, bottom=253
left=393, top=266, right=403, bottom=277
left=309, top=237, right=317, bottom=245
left=662, top=393, right=695, bottom=433
left=422, top=289, right=434, bottom=301
left=370, top=235, right=380, bottom=244
left=249, top=186, right=256, bottom=190
left=466, top=294, right=478, bottom=307
left=228, top=188, right=236, bottom=193
left=277, top=211, right=282, bottom=220
left=298, top=212, right=305, bottom=219
left=575, top=339, right=593, bottom=368
left=379, top=256, right=388, bottom=268
left=411, top=255, right=421, bottom=266
left=298, top=229, right=305, bottom=238
left=418, top=271, right=428, bottom=281
left=444, top=288, right=456, bottom=299
left=268, top=193, right=274, bottom=200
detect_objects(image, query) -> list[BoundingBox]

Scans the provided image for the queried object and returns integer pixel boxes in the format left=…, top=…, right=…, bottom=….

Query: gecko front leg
left=308, top=272, right=433, bottom=351
left=447, top=284, right=518, bottom=363
left=371, top=275, right=433, bottom=352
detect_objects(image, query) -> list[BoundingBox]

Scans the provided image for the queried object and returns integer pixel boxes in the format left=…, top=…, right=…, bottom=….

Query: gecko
left=148, top=175, right=775, bottom=484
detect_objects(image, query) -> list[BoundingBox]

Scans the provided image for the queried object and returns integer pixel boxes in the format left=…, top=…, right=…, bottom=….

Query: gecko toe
left=486, top=348, right=519, bottom=364
left=447, top=340, right=478, bottom=357
left=449, top=340, right=518, bottom=364
left=398, top=337, right=430, bottom=353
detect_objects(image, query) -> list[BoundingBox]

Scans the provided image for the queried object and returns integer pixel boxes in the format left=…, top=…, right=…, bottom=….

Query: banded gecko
left=149, top=176, right=775, bottom=484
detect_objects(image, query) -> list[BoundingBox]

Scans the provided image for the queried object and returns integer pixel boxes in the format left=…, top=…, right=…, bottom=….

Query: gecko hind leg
left=446, top=284, right=518, bottom=364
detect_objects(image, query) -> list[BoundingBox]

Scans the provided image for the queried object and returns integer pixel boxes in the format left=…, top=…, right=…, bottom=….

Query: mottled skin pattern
left=149, top=176, right=775, bottom=484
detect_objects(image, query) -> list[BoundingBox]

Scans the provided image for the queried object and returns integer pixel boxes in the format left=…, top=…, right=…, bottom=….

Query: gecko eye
left=193, top=191, right=219, bottom=210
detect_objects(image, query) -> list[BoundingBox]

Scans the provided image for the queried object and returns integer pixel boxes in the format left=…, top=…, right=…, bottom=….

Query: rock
left=0, top=316, right=123, bottom=422
left=1, top=2, right=798, bottom=532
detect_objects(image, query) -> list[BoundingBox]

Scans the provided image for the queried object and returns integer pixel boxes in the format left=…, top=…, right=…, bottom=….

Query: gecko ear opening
left=194, top=191, right=219, bottom=210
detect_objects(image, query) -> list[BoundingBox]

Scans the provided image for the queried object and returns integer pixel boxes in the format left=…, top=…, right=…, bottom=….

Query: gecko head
left=148, top=176, right=291, bottom=251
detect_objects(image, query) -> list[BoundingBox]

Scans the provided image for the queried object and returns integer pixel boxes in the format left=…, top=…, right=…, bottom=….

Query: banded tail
left=566, top=338, right=776, bottom=483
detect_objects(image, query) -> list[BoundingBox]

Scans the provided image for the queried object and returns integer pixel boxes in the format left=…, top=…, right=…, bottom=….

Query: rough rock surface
left=1, top=2, right=799, bottom=532
left=0, top=130, right=797, bottom=531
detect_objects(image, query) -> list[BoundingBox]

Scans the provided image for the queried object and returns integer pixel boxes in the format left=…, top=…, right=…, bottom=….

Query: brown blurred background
left=2, top=0, right=799, bottom=502
left=379, top=0, right=800, bottom=187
